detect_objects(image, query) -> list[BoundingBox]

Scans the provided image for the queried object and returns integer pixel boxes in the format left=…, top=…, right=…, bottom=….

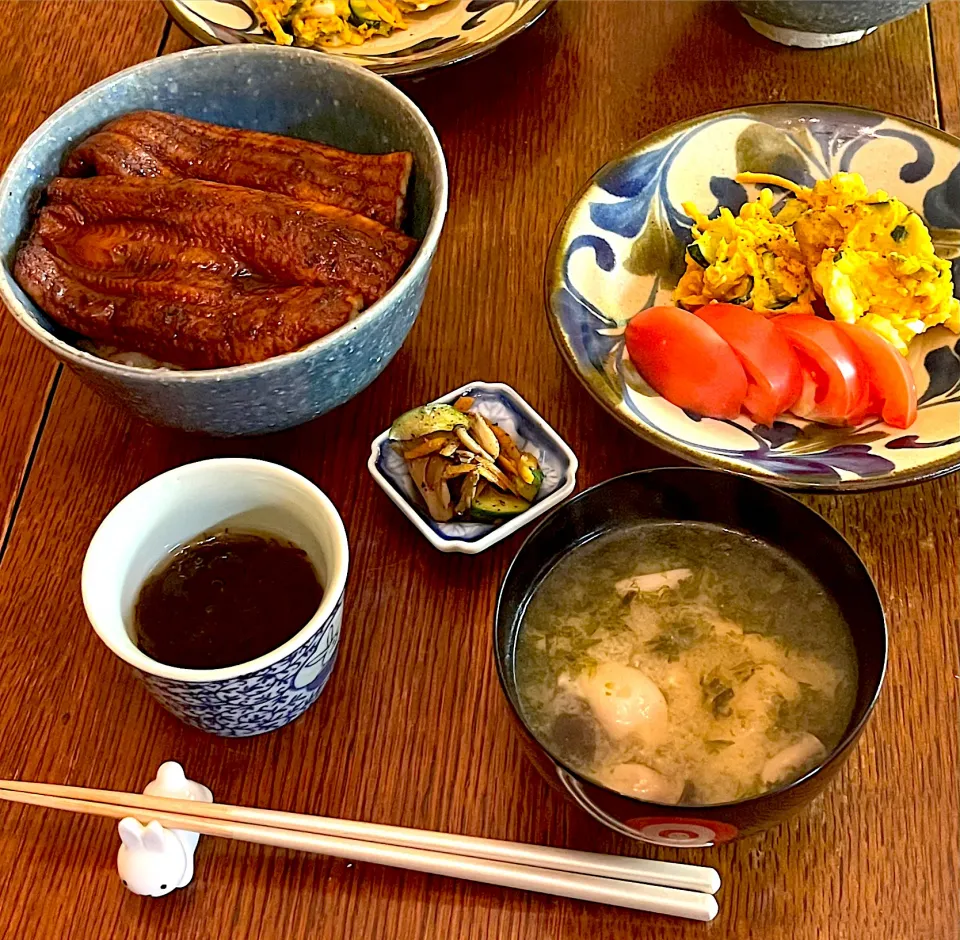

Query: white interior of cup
left=82, top=458, right=349, bottom=682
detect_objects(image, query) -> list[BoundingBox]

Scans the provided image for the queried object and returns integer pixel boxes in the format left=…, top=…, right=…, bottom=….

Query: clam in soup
left=515, top=523, right=858, bottom=806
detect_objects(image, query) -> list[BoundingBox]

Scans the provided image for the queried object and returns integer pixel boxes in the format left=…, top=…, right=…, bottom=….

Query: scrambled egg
left=254, top=0, right=447, bottom=48
left=675, top=171, right=960, bottom=353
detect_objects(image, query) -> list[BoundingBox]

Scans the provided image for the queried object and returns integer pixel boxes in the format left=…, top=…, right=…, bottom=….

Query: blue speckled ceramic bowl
left=546, top=103, right=960, bottom=492
left=82, top=458, right=349, bottom=737
left=0, top=46, right=447, bottom=436
left=734, top=1, right=926, bottom=49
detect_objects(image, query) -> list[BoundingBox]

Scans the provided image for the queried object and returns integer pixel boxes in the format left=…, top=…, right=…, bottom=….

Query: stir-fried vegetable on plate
left=253, top=0, right=449, bottom=48
left=676, top=171, right=960, bottom=354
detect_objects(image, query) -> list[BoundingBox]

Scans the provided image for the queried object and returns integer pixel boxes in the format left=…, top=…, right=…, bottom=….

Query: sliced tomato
left=624, top=306, right=747, bottom=419
left=773, top=315, right=868, bottom=426
left=835, top=323, right=917, bottom=429
left=694, top=303, right=802, bottom=426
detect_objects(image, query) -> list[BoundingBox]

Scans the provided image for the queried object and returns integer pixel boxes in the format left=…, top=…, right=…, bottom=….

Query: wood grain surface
left=0, top=3, right=957, bottom=938
left=931, top=0, right=960, bottom=134
left=0, top=1, right=170, bottom=553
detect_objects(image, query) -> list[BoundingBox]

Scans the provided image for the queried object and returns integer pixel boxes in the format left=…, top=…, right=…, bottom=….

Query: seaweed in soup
left=514, top=522, right=858, bottom=807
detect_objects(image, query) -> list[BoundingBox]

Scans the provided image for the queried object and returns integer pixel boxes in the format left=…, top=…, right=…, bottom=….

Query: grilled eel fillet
left=63, top=110, right=414, bottom=229
left=16, top=236, right=363, bottom=369
left=13, top=176, right=419, bottom=368
left=46, top=176, right=417, bottom=303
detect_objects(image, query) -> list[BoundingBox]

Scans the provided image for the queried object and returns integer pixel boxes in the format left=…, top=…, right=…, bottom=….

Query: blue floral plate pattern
left=368, top=381, right=578, bottom=553
left=546, top=104, right=960, bottom=491
left=164, top=0, right=553, bottom=77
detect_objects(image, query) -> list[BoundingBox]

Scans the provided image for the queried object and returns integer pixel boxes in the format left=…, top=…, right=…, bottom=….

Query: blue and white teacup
left=82, top=458, right=349, bottom=737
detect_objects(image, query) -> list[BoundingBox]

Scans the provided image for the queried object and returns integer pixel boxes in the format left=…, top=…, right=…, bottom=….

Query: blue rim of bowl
left=0, top=44, right=449, bottom=385
left=161, top=0, right=556, bottom=79
left=493, top=466, right=888, bottom=812
left=543, top=101, right=960, bottom=493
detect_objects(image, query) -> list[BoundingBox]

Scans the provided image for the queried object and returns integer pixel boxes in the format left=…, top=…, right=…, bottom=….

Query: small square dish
left=368, top=382, right=578, bottom=553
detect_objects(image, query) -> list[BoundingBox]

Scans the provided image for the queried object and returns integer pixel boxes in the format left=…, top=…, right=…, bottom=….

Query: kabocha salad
left=253, top=0, right=449, bottom=48
left=675, top=171, right=960, bottom=351
left=389, top=397, right=544, bottom=523
left=623, top=172, right=960, bottom=431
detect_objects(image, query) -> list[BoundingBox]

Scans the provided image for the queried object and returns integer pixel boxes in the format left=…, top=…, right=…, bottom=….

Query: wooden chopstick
left=0, top=779, right=720, bottom=896
left=0, top=786, right=718, bottom=921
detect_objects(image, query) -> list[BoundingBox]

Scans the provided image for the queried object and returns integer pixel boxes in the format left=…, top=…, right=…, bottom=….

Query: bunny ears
left=117, top=762, right=212, bottom=897
left=118, top=818, right=168, bottom=853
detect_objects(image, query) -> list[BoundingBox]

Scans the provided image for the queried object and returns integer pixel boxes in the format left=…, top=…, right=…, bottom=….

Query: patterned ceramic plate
left=546, top=103, right=960, bottom=491
left=368, top=381, right=578, bottom=553
left=164, top=0, right=553, bottom=77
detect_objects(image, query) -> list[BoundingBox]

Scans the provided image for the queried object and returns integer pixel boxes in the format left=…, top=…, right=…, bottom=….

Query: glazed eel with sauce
left=63, top=110, right=413, bottom=228
left=14, top=111, right=418, bottom=369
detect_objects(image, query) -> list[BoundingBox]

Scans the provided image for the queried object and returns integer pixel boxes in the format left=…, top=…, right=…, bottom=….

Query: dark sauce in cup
left=134, top=529, right=323, bottom=670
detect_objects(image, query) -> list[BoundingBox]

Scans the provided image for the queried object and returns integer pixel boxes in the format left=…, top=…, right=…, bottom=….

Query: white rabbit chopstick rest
left=117, top=761, right=213, bottom=897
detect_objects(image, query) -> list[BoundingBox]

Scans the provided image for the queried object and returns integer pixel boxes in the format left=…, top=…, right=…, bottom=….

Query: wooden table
left=0, top=2, right=957, bottom=936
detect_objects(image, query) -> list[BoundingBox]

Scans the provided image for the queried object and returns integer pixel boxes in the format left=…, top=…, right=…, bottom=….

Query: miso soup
left=514, top=523, right=858, bottom=806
